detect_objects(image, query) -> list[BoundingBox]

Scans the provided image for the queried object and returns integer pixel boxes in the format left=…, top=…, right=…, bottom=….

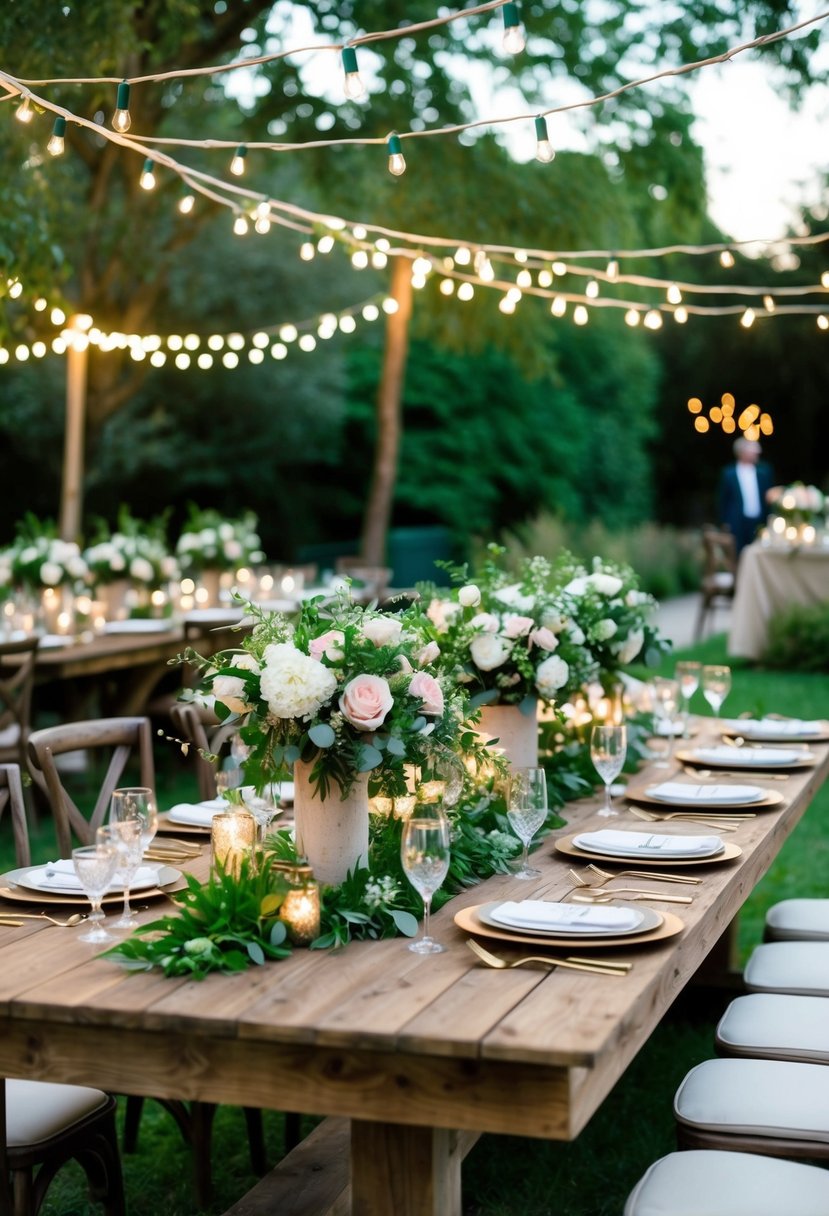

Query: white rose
left=19, top=546, right=38, bottom=564
left=111, top=553, right=126, bottom=571
left=362, top=616, right=403, bottom=647
left=589, top=572, right=624, bottom=596
left=470, top=633, right=510, bottom=671
left=470, top=612, right=500, bottom=633
left=494, top=584, right=535, bottom=612
left=616, top=627, right=645, bottom=665
left=535, top=655, right=569, bottom=699
left=426, top=599, right=459, bottom=632
left=592, top=618, right=618, bottom=641
left=568, top=624, right=586, bottom=645
left=541, top=611, right=567, bottom=633
left=459, top=584, right=481, bottom=607
left=130, top=556, right=155, bottom=583
left=39, top=561, right=62, bottom=586
left=503, top=614, right=534, bottom=638
left=219, top=523, right=234, bottom=541
left=212, top=674, right=249, bottom=714
left=564, top=576, right=589, bottom=596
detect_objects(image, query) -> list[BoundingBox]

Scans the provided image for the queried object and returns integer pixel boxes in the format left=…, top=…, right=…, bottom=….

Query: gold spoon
left=0, top=911, right=86, bottom=927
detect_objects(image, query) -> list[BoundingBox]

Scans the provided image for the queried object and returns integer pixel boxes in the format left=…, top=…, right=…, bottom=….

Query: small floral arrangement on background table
left=84, top=508, right=179, bottom=589
left=765, top=483, right=827, bottom=533
left=175, top=506, right=265, bottom=574
left=4, top=515, right=90, bottom=590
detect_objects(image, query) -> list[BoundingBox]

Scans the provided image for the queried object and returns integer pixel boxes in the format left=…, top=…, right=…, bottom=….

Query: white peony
left=592, top=618, right=618, bottom=642
left=535, top=654, right=570, bottom=699
left=469, top=633, right=510, bottom=671
left=568, top=624, right=586, bottom=645
left=130, top=556, right=155, bottom=584
left=588, top=572, right=624, bottom=597
left=458, top=584, right=481, bottom=607
left=470, top=612, right=500, bottom=633
left=493, top=584, right=535, bottom=612
left=259, top=643, right=337, bottom=720
left=39, top=561, right=62, bottom=586
left=212, top=675, right=250, bottom=714
left=362, top=616, right=403, bottom=647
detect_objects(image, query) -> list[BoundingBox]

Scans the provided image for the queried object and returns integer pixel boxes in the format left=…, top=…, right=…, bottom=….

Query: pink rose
left=416, top=640, right=440, bottom=666
left=339, top=674, right=394, bottom=731
left=309, top=629, right=345, bottom=662
left=409, top=671, right=445, bottom=716
left=503, top=614, right=534, bottom=638
left=397, top=654, right=414, bottom=674
left=530, top=626, right=559, bottom=651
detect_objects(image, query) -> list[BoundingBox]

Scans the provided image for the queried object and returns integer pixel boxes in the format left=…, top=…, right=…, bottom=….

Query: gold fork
left=682, top=765, right=789, bottom=781
left=629, top=807, right=742, bottom=831
left=569, top=886, right=692, bottom=904
left=465, top=938, right=630, bottom=975
left=583, top=863, right=701, bottom=886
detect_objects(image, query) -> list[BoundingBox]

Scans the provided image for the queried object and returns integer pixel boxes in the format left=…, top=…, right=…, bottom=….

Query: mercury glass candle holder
left=211, top=808, right=255, bottom=877
left=279, top=866, right=321, bottom=945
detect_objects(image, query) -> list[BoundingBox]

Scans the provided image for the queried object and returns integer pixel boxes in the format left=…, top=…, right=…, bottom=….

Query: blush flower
left=408, top=671, right=445, bottom=716
left=339, top=674, right=394, bottom=731
left=308, top=629, right=345, bottom=662
left=470, top=634, right=510, bottom=671
left=362, top=617, right=403, bottom=647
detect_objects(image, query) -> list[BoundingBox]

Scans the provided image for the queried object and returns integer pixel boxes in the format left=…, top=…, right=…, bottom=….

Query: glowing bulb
left=666, top=283, right=682, bottom=304
left=551, top=297, right=566, bottom=316
left=317, top=234, right=335, bottom=253
left=47, top=116, right=66, bottom=156
left=382, top=298, right=399, bottom=315
left=255, top=203, right=271, bottom=234
left=351, top=250, right=369, bottom=269
left=499, top=296, right=516, bottom=314
left=457, top=282, right=474, bottom=301
left=112, top=81, right=131, bottom=132
left=271, top=343, right=288, bottom=358
left=552, top=261, right=567, bottom=275
left=233, top=213, right=249, bottom=236
left=440, top=279, right=455, bottom=295
left=573, top=305, right=589, bottom=325
left=412, top=257, right=432, bottom=276
left=299, top=334, right=316, bottom=352
left=222, top=352, right=239, bottom=369
left=606, top=258, right=619, bottom=281
left=585, top=279, right=599, bottom=299
left=342, top=46, right=365, bottom=99
left=7, top=279, right=22, bottom=300
left=818, top=314, right=829, bottom=331
left=139, top=158, right=156, bottom=190
left=719, top=249, right=735, bottom=268
left=644, top=309, right=663, bottom=329
left=34, top=297, right=47, bottom=311
left=15, top=96, right=33, bottom=124
left=339, top=315, right=356, bottom=333
left=821, top=272, right=829, bottom=288
left=501, top=2, right=526, bottom=53
left=230, top=145, right=247, bottom=176
left=197, top=353, right=213, bottom=369
left=362, top=304, right=380, bottom=321
left=534, top=115, right=554, bottom=163
left=279, top=324, right=298, bottom=342
left=674, top=306, right=688, bottom=324
left=387, top=132, right=406, bottom=176
left=625, top=309, right=640, bottom=326
left=455, top=247, right=471, bottom=266
left=178, top=191, right=195, bottom=215
left=300, top=242, right=315, bottom=261
left=516, top=269, right=532, bottom=288
left=763, top=295, right=775, bottom=313
left=740, top=308, right=756, bottom=329
left=538, top=269, right=553, bottom=287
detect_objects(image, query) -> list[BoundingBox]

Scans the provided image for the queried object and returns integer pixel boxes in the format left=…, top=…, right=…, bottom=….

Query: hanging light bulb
left=763, top=295, right=775, bottom=313
left=139, top=158, right=156, bottom=190
left=821, top=271, right=829, bottom=288
left=255, top=201, right=271, bottom=234
left=230, top=145, right=247, bottom=176
left=674, top=306, right=688, bottom=324
left=624, top=308, right=640, bottom=327
left=644, top=309, right=663, bottom=330
left=501, top=2, right=526, bottom=53
left=387, top=132, right=406, bottom=177
left=666, top=283, right=682, bottom=304
left=573, top=305, right=589, bottom=325
left=47, top=116, right=66, bottom=157
left=342, top=46, right=365, bottom=100
left=585, top=279, right=599, bottom=299
left=719, top=249, right=735, bottom=268
left=740, top=307, right=756, bottom=329
left=534, top=116, right=554, bottom=163
left=178, top=189, right=196, bottom=215
left=606, top=257, right=619, bottom=281
left=233, top=212, right=249, bottom=236
left=15, top=95, right=34, bottom=124
left=112, top=81, right=131, bottom=132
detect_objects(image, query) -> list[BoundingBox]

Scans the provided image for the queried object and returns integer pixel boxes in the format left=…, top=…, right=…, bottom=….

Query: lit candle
left=211, top=809, right=255, bottom=877
left=280, top=868, right=321, bottom=945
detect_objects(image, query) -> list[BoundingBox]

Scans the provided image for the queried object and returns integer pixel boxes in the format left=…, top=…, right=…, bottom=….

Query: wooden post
left=59, top=316, right=90, bottom=543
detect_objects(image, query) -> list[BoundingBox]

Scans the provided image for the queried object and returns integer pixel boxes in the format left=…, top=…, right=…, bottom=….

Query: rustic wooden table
left=0, top=720, right=826, bottom=1216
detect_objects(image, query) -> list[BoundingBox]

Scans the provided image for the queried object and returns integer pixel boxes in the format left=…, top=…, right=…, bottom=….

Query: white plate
left=573, top=828, right=725, bottom=860
left=104, top=618, right=175, bottom=634
left=482, top=899, right=649, bottom=937
left=38, top=634, right=73, bottom=649
left=14, top=862, right=173, bottom=896
left=167, top=800, right=227, bottom=827
left=184, top=608, right=247, bottom=624
left=688, top=746, right=810, bottom=768
left=723, top=718, right=827, bottom=742
left=645, top=781, right=765, bottom=806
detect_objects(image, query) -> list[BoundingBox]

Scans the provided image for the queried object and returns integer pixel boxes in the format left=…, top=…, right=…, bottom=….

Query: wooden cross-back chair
left=26, top=716, right=154, bottom=858
left=694, top=527, right=738, bottom=641
left=0, top=637, right=39, bottom=774
left=169, top=701, right=239, bottom=802
left=0, top=763, right=31, bottom=868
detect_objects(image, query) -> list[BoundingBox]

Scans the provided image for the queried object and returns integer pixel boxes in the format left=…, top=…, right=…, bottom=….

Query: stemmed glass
left=110, top=787, right=158, bottom=851
left=506, top=767, right=548, bottom=880
left=72, top=842, right=119, bottom=944
left=97, top=819, right=143, bottom=930
left=702, top=665, right=732, bottom=717
left=675, top=660, right=702, bottom=737
left=216, top=767, right=244, bottom=801
left=242, top=785, right=281, bottom=845
left=400, top=801, right=451, bottom=955
left=651, top=677, right=680, bottom=769
left=590, top=723, right=628, bottom=817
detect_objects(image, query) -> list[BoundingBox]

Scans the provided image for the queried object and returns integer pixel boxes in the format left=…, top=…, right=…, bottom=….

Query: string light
left=501, top=2, right=526, bottom=54
left=585, top=279, right=599, bottom=298
left=821, top=272, right=829, bottom=288
left=341, top=46, right=365, bottom=100
left=573, top=304, right=589, bottom=325
left=317, top=234, right=335, bottom=253
left=230, top=145, right=247, bottom=176
left=178, top=189, right=195, bottom=214
left=818, top=314, right=829, bottom=331
left=624, top=308, right=640, bottom=326
left=255, top=201, right=271, bottom=234
left=112, top=81, right=131, bottom=132
left=719, top=249, right=735, bottom=268
left=673, top=306, right=688, bottom=323
left=666, top=283, right=682, bottom=304
left=46, top=116, right=66, bottom=156
left=644, top=309, right=663, bottom=329
left=740, top=307, right=756, bottom=328
left=380, top=132, right=406, bottom=179
left=15, top=95, right=33, bottom=124
left=233, top=212, right=249, bottom=236
left=534, top=115, right=554, bottom=163
left=763, top=295, right=775, bottom=313
left=139, top=157, right=156, bottom=190
left=606, top=258, right=619, bottom=281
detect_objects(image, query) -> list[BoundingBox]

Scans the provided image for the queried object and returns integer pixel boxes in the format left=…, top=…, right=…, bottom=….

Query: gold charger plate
left=721, top=724, right=829, bottom=744
left=0, top=865, right=184, bottom=907
left=157, top=812, right=211, bottom=837
left=455, top=904, right=685, bottom=950
left=676, top=748, right=816, bottom=771
left=626, top=786, right=782, bottom=811
left=554, top=834, right=742, bottom=867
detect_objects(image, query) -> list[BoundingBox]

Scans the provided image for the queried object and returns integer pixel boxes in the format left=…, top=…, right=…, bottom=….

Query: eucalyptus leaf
left=389, top=909, right=419, bottom=937
left=246, top=941, right=265, bottom=966
left=386, top=736, right=407, bottom=757
left=284, top=745, right=301, bottom=764
left=519, top=695, right=538, bottom=716
left=357, top=744, right=384, bottom=771
left=470, top=688, right=500, bottom=707
left=308, top=723, right=336, bottom=748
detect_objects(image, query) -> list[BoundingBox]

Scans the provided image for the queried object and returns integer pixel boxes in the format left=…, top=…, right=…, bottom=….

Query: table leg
left=351, top=1121, right=469, bottom=1216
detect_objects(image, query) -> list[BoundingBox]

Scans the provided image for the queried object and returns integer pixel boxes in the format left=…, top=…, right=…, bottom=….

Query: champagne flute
left=506, top=766, right=548, bottom=880
left=110, top=786, right=158, bottom=850
left=675, top=660, right=701, bottom=737
left=400, top=802, right=451, bottom=955
left=702, top=665, right=731, bottom=717
left=72, top=842, right=119, bottom=944
left=651, top=677, right=680, bottom=769
left=97, top=819, right=143, bottom=930
left=591, top=723, right=628, bottom=817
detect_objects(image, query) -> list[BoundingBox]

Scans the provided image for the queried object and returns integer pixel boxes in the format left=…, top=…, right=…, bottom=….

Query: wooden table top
left=0, top=720, right=826, bottom=1147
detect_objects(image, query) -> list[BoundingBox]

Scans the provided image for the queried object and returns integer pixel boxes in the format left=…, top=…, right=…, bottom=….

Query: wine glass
left=675, top=660, right=701, bottom=737
left=400, top=802, right=451, bottom=954
left=110, top=786, right=158, bottom=850
left=242, top=785, right=281, bottom=845
left=702, top=665, right=732, bottom=717
left=651, top=677, right=680, bottom=769
left=216, top=767, right=244, bottom=801
left=590, top=723, right=628, bottom=817
left=97, top=819, right=143, bottom=930
left=72, top=842, right=119, bottom=944
left=506, top=766, right=548, bottom=880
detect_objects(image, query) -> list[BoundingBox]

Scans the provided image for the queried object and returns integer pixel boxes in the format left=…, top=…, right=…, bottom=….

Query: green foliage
left=763, top=601, right=829, bottom=672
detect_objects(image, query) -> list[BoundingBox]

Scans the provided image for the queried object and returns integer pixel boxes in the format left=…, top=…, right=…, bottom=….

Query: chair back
left=27, top=716, right=155, bottom=857
left=702, top=528, right=737, bottom=587
left=169, top=702, right=238, bottom=802
left=0, top=636, right=39, bottom=769
left=0, top=764, right=31, bottom=868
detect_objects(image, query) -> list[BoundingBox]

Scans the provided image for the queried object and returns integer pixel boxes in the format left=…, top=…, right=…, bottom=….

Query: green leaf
left=470, top=689, right=500, bottom=707
left=284, top=745, right=301, bottom=764
left=269, top=920, right=288, bottom=946
left=357, top=744, right=384, bottom=771
left=389, top=909, right=419, bottom=937
left=246, top=941, right=266, bottom=966
left=308, top=723, right=336, bottom=748
left=386, top=736, right=406, bottom=757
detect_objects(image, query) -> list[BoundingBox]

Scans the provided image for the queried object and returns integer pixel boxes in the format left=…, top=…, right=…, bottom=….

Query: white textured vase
left=293, top=759, right=370, bottom=886
left=477, top=703, right=539, bottom=770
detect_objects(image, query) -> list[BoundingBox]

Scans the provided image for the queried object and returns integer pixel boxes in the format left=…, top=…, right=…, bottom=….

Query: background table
left=728, top=542, right=829, bottom=659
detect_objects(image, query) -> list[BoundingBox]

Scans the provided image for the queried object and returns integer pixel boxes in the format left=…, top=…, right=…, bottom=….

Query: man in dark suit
left=718, top=437, right=775, bottom=555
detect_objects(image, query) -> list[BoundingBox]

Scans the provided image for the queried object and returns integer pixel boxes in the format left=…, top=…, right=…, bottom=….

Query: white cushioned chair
left=743, top=941, right=829, bottom=996
left=1, top=1077, right=124, bottom=1216
left=765, top=899, right=829, bottom=943
left=716, top=993, right=829, bottom=1064
left=674, top=1058, right=829, bottom=1158
left=624, top=1149, right=829, bottom=1216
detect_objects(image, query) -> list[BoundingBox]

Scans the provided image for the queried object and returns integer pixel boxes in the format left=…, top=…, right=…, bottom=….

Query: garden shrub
left=763, top=601, right=829, bottom=673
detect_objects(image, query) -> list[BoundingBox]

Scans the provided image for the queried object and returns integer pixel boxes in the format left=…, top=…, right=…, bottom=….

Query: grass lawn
left=3, top=632, right=826, bottom=1215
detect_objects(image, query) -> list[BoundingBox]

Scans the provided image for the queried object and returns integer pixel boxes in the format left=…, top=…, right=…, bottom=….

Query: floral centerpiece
left=84, top=509, right=179, bottom=591
left=188, top=593, right=479, bottom=884
left=175, top=507, right=265, bottom=575
left=8, top=516, right=90, bottom=590
left=766, top=483, right=826, bottom=531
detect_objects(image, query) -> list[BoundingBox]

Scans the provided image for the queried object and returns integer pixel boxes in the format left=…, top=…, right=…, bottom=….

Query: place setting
left=625, top=778, right=783, bottom=812
left=676, top=743, right=817, bottom=771
left=720, top=716, right=829, bottom=744
left=554, top=826, right=742, bottom=867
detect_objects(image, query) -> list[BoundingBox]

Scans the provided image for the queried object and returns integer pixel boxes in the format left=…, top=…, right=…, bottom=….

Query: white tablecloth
left=728, top=543, right=829, bottom=659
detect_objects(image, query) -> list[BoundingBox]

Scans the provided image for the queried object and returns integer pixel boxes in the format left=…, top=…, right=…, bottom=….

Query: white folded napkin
left=167, top=801, right=226, bottom=827
left=693, top=746, right=805, bottom=767
left=653, top=720, right=684, bottom=737
left=26, top=859, right=160, bottom=893
left=724, top=718, right=822, bottom=738
left=646, top=781, right=764, bottom=805
left=490, top=900, right=642, bottom=932
left=574, top=829, right=723, bottom=858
